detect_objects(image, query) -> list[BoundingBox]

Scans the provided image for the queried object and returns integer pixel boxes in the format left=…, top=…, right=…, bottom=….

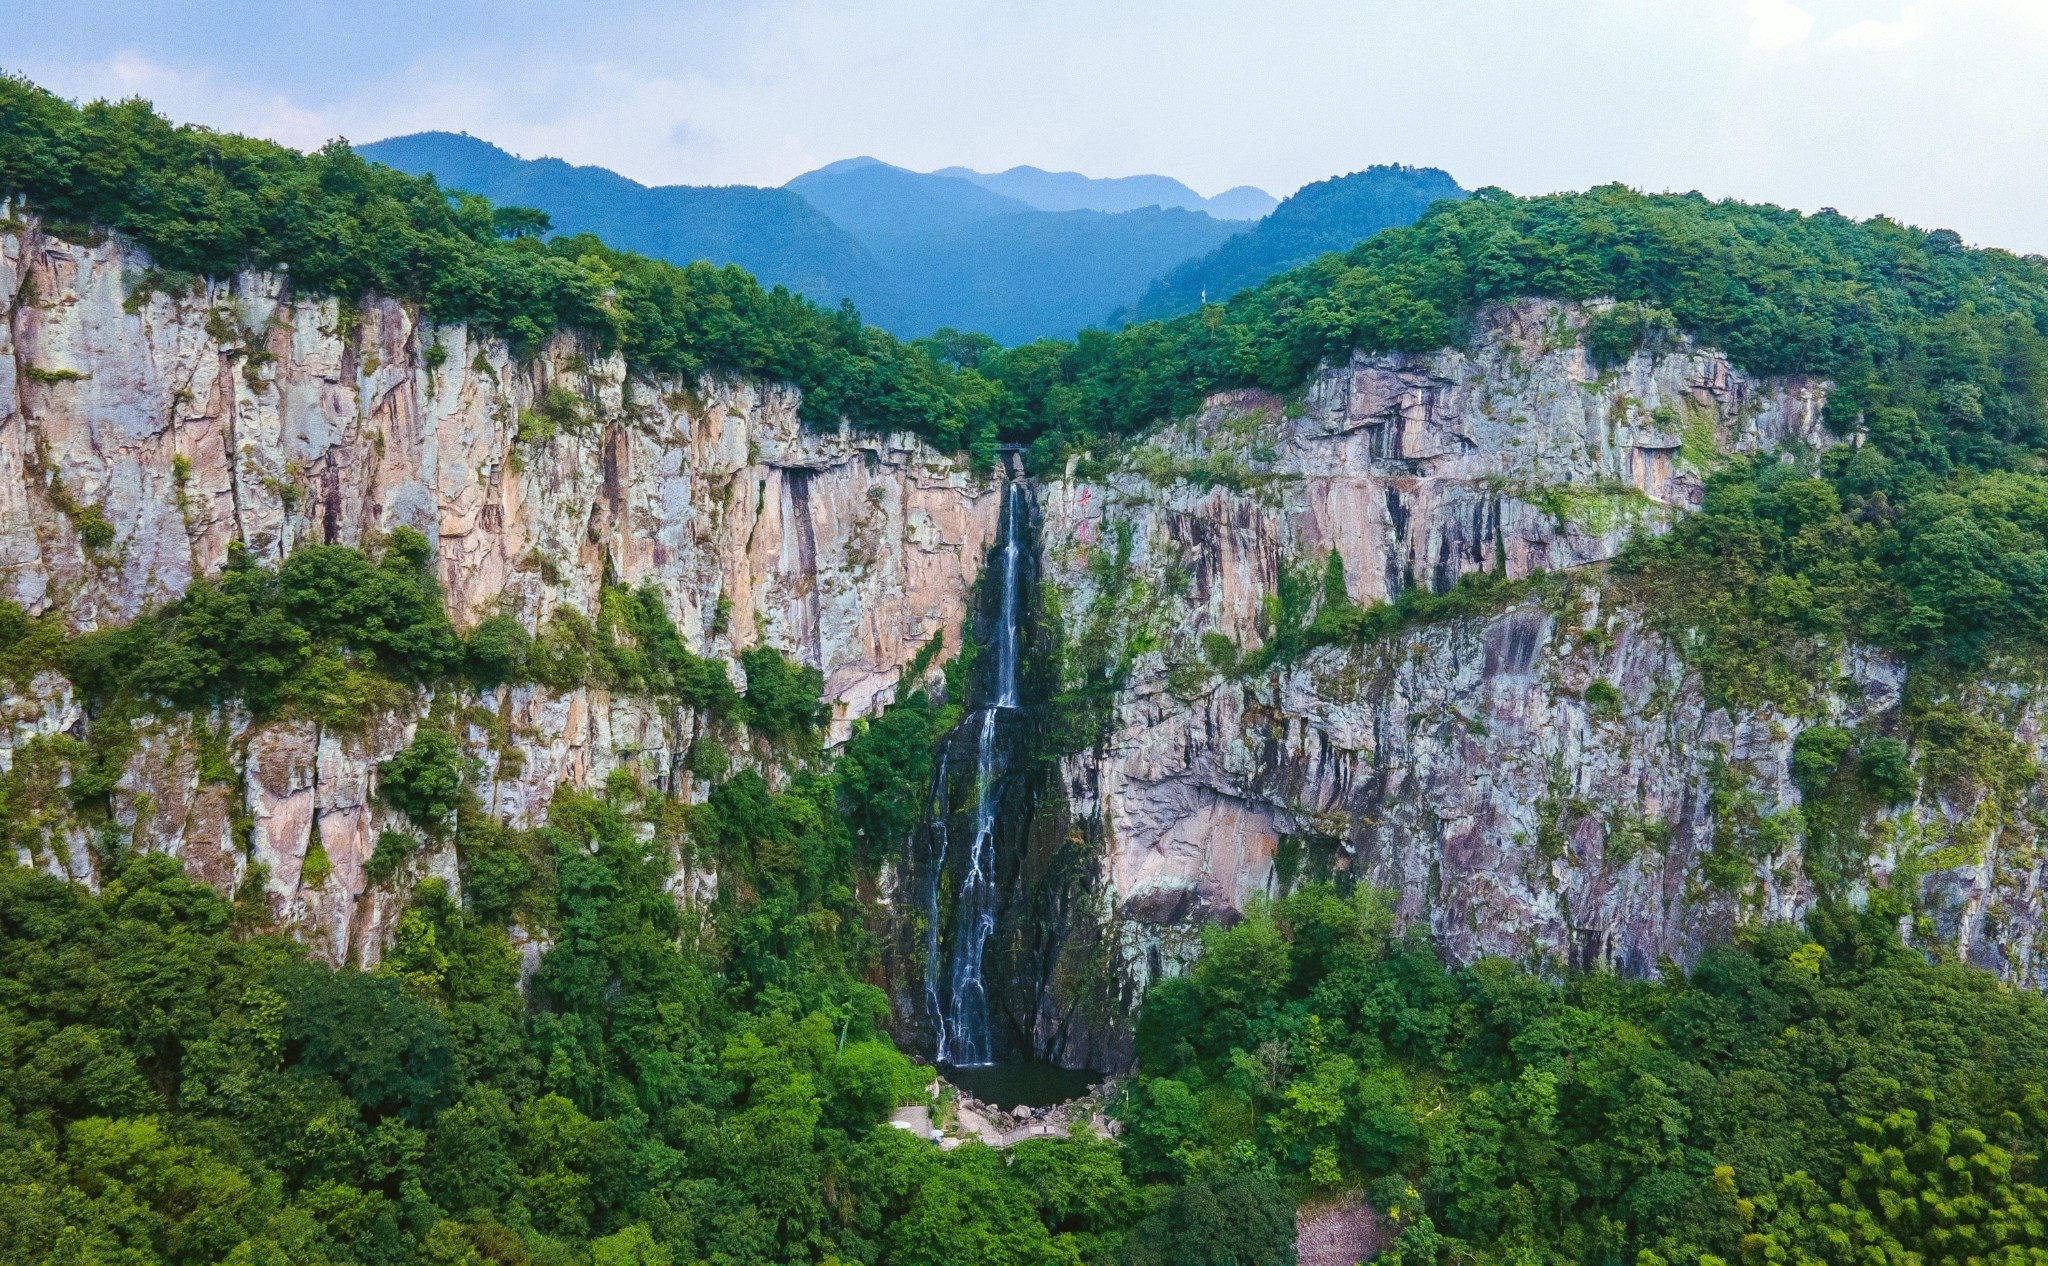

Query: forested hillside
left=1123, top=164, right=1466, bottom=321
left=5, top=73, right=2048, bottom=1266
left=355, top=133, right=894, bottom=315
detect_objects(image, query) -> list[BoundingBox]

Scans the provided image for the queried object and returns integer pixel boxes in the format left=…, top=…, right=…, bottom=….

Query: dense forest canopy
left=8, top=74, right=2048, bottom=1266
left=1124, top=885, right=2048, bottom=1266
left=4, top=75, right=2045, bottom=470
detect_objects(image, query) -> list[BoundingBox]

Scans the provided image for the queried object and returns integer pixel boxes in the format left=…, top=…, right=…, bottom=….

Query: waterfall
left=920, top=742, right=952, bottom=1060
left=927, top=480, right=1025, bottom=1067
left=994, top=482, right=1021, bottom=709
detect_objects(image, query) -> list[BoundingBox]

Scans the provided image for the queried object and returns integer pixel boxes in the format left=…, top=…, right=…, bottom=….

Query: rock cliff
left=2, top=220, right=1001, bottom=960
left=1025, top=303, right=2043, bottom=1061
left=5, top=224, right=2041, bottom=1066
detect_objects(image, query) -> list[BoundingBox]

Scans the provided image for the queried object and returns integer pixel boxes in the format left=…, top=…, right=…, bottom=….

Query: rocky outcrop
left=1061, top=298, right=1828, bottom=637
left=1069, top=584, right=2046, bottom=1021
left=1031, top=305, right=2045, bottom=1047
left=0, top=219, right=1000, bottom=736
left=6, top=222, right=2041, bottom=1060
left=2, top=220, right=1001, bottom=959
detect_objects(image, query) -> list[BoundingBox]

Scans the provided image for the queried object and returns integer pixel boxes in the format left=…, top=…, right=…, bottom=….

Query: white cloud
left=1828, top=12, right=1924, bottom=46
left=84, top=50, right=340, bottom=149
left=1747, top=0, right=1817, bottom=48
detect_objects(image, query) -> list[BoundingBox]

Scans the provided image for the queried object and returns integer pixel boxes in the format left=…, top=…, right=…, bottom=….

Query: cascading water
left=993, top=480, right=1021, bottom=709
left=927, top=480, right=1025, bottom=1067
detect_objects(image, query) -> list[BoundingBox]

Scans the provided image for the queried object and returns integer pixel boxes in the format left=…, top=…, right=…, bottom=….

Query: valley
left=5, top=73, right=2048, bottom=1266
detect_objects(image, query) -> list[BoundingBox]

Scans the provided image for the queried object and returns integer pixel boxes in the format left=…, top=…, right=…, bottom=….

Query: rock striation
left=1028, top=303, right=2044, bottom=1060
left=4, top=226, right=2042, bottom=1067
left=2, top=220, right=1000, bottom=960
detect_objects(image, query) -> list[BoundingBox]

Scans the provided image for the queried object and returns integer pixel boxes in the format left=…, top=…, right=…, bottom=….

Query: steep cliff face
left=1, top=221, right=1000, bottom=960
left=1060, top=298, right=1828, bottom=634
left=1063, top=596, right=2043, bottom=993
left=1028, top=303, right=2045, bottom=1058
left=1, top=222, right=996, bottom=723
left=7, top=224, right=2041, bottom=1067
left=942, top=300, right=1857, bottom=1066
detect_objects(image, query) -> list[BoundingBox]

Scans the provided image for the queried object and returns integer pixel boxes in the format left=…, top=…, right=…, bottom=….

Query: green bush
left=61, top=535, right=458, bottom=719
left=365, top=829, right=418, bottom=885
left=528, top=607, right=596, bottom=692
left=1790, top=724, right=1854, bottom=799
left=740, top=645, right=825, bottom=742
left=0, top=599, right=64, bottom=688
left=379, top=726, right=464, bottom=829
left=1858, top=735, right=1916, bottom=805
left=1583, top=301, right=1676, bottom=368
left=463, top=613, right=531, bottom=688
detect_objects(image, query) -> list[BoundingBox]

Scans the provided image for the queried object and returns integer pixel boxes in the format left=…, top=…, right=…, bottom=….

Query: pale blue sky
left=4, top=0, right=2044, bottom=253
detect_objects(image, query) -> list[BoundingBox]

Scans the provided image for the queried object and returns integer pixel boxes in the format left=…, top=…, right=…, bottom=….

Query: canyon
left=5, top=219, right=2042, bottom=1071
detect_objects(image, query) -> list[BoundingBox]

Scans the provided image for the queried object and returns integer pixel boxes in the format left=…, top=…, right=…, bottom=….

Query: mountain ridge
left=1125, top=163, right=1467, bottom=321
left=356, top=131, right=893, bottom=310
left=364, top=133, right=1254, bottom=342
left=933, top=162, right=1276, bottom=219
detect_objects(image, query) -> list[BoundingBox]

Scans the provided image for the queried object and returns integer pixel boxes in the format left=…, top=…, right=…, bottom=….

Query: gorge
left=8, top=76, right=2048, bottom=1266
left=8, top=214, right=2044, bottom=1070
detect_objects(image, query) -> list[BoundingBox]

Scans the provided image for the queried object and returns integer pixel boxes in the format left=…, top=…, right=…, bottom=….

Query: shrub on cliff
left=379, top=725, right=465, bottom=830
left=463, top=613, right=532, bottom=688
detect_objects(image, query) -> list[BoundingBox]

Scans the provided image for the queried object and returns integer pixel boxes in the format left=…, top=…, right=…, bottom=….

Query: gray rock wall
left=1, top=221, right=998, bottom=960
left=1033, top=305, right=2043, bottom=1020
left=5, top=225, right=2039, bottom=1037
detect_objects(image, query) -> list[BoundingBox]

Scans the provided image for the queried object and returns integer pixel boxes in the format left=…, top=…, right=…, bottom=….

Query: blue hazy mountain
left=358, top=137, right=1236, bottom=340
left=358, top=134, right=1399, bottom=345
left=783, top=158, right=1037, bottom=238
left=1125, top=164, right=1467, bottom=322
left=933, top=164, right=1277, bottom=220
left=865, top=206, right=1241, bottom=345
left=780, top=158, right=1241, bottom=340
left=356, top=132, right=893, bottom=312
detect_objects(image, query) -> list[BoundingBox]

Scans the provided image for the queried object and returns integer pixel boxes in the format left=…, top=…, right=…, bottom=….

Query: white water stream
left=929, top=481, right=1024, bottom=1066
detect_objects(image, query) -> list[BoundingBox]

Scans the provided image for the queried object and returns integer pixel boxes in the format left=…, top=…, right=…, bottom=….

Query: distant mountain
left=866, top=207, right=1241, bottom=344
left=783, top=159, right=1035, bottom=239
left=1200, top=185, right=1286, bottom=221
left=357, top=134, right=1298, bottom=344
left=783, top=158, right=1239, bottom=340
left=933, top=164, right=1277, bottom=220
left=355, top=133, right=894, bottom=312
left=1125, top=165, right=1466, bottom=322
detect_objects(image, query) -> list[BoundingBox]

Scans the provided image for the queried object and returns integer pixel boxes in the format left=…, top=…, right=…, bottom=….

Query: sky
left=3, top=0, right=2045, bottom=253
